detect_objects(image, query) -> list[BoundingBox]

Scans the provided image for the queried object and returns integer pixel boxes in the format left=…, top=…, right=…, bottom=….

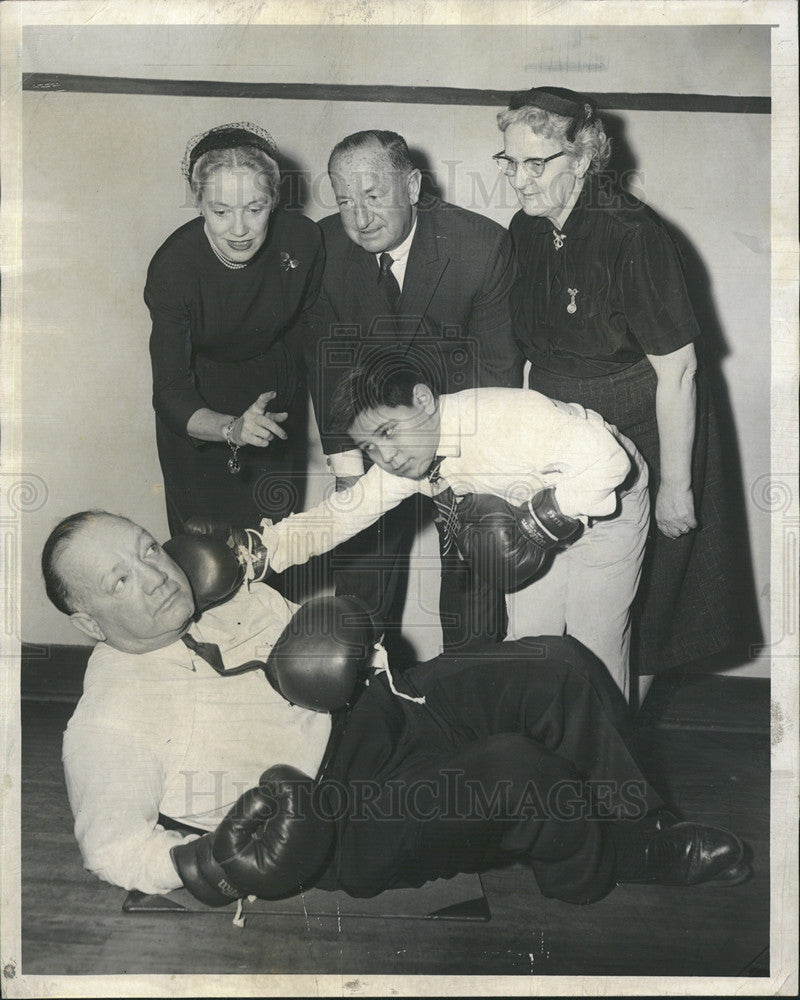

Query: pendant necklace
left=551, top=228, right=578, bottom=313
left=567, top=288, right=579, bottom=314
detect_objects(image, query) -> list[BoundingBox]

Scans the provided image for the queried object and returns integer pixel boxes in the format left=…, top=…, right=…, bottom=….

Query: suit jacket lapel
left=400, top=200, right=450, bottom=341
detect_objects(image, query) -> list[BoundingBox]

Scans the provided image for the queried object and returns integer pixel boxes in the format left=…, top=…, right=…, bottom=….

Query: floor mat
left=123, top=872, right=490, bottom=921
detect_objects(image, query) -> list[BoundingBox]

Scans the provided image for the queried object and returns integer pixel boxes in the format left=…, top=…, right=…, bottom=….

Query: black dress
left=510, top=175, right=746, bottom=674
left=145, top=211, right=323, bottom=535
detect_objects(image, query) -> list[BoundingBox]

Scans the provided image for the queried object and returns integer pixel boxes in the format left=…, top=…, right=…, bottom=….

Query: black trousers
left=321, top=636, right=663, bottom=904
left=332, top=493, right=507, bottom=657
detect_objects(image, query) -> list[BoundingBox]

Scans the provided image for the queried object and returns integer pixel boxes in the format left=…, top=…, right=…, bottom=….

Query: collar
left=530, top=173, right=599, bottom=242
left=175, top=627, right=201, bottom=671
left=375, top=216, right=418, bottom=267
left=96, top=635, right=199, bottom=673
left=434, top=393, right=462, bottom=458
left=559, top=174, right=597, bottom=239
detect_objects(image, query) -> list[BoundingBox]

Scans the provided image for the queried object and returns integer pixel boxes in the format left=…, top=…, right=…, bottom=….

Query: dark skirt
left=156, top=408, right=306, bottom=535
left=528, top=357, right=745, bottom=674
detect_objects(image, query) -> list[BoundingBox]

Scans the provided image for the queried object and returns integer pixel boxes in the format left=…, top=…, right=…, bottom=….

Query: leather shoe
left=616, top=822, right=745, bottom=886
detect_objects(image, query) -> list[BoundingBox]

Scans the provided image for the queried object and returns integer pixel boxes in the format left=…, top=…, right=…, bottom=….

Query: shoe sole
left=704, top=861, right=753, bottom=887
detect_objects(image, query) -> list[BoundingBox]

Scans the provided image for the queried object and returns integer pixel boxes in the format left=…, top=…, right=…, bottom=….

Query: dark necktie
left=180, top=633, right=355, bottom=734
left=377, top=252, right=401, bottom=309
left=427, top=457, right=462, bottom=558
left=181, top=632, right=265, bottom=677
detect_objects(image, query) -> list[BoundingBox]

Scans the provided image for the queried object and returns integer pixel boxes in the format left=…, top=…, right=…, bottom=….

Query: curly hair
left=497, top=105, right=611, bottom=175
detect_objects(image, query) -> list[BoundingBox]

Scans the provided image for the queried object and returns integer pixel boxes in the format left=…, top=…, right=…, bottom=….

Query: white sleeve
left=326, top=449, right=366, bottom=478
left=260, top=465, right=418, bottom=574
left=546, top=402, right=632, bottom=518
left=63, top=728, right=195, bottom=894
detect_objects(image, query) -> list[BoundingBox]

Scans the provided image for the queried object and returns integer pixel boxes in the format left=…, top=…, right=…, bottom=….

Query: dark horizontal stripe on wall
left=20, top=642, right=770, bottom=735
left=22, top=642, right=92, bottom=703
left=22, top=73, right=770, bottom=114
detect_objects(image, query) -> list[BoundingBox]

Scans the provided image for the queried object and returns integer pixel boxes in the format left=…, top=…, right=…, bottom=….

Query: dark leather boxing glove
left=163, top=532, right=244, bottom=614
left=457, top=489, right=582, bottom=593
left=516, top=486, right=583, bottom=551
left=265, top=595, right=379, bottom=712
left=171, top=765, right=334, bottom=906
left=163, top=518, right=270, bottom=614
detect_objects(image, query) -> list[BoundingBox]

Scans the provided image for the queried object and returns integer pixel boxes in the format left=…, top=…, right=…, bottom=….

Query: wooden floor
left=20, top=676, right=770, bottom=979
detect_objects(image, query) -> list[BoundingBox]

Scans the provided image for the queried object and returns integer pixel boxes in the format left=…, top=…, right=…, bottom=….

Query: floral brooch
left=280, top=251, right=300, bottom=271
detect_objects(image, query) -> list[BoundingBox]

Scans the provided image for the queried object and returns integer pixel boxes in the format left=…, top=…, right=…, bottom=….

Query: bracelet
left=223, top=418, right=241, bottom=475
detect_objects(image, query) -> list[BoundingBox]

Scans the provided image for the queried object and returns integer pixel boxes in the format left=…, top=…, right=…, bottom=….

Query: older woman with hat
left=496, top=86, right=744, bottom=696
left=145, top=122, right=323, bottom=535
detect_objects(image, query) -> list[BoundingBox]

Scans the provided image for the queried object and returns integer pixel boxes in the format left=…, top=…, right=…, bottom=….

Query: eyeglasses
left=492, top=151, right=565, bottom=178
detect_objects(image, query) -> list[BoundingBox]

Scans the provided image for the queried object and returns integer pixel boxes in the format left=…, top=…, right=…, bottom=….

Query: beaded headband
left=181, top=122, right=279, bottom=182
left=507, top=86, right=596, bottom=141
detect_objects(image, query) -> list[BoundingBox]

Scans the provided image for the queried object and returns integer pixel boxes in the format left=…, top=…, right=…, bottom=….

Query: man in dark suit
left=305, top=129, right=523, bottom=656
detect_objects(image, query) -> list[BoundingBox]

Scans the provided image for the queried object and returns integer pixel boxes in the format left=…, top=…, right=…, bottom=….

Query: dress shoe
left=616, top=821, right=746, bottom=886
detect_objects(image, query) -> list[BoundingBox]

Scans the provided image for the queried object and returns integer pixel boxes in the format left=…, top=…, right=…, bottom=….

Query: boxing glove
left=171, top=765, right=334, bottom=906
left=457, top=489, right=582, bottom=593
left=265, top=595, right=379, bottom=712
left=516, top=486, right=583, bottom=551
left=163, top=518, right=270, bottom=613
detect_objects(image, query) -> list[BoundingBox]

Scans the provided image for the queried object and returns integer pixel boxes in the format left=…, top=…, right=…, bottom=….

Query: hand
left=229, top=391, right=288, bottom=448
left=655, top=482, right=697, bottom=538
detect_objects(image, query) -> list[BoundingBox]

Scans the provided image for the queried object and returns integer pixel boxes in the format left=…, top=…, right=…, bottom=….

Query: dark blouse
left=145, top=210, right=323, bottom=437
left=510, top=175, right=700, bottom=378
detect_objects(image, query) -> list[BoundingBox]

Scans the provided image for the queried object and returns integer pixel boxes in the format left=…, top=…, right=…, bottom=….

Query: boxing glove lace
left=163, top=518, right=270, bottom=613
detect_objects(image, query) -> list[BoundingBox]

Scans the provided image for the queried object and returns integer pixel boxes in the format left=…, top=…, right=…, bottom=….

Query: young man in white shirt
left=262, top=346, right=650, bottom=699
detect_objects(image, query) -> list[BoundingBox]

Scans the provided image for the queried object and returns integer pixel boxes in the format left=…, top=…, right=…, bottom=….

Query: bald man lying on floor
left=42, top=510, right=749, bottom=906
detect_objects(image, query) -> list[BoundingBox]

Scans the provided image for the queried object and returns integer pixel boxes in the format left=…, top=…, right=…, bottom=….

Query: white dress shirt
left=264, top=387, right=634, bottom=574
left=62, top=585, right=332, bottom=894
left=327, top=219, right=418, bottom=480
left=373, top=217, right=417, bottom=291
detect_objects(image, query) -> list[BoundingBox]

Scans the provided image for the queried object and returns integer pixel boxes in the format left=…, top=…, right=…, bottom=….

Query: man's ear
left=69, top=612, right=106, bottom=643
left=406, top=168, right=422, bottom=206
left=412, top=382, right=437, bottom=414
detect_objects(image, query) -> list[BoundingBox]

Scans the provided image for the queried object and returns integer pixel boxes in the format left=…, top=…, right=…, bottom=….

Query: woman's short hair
left=191, top=146, right=281, bottom=206
left=328, top=130, right=416, bottom=176
left=497, top=105, right=611, bottom=175
left=331, top=345, right=443, bottom=433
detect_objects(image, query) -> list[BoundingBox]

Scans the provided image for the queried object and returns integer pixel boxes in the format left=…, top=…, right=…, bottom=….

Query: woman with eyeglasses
left=495, top=86, right=744, bottom=698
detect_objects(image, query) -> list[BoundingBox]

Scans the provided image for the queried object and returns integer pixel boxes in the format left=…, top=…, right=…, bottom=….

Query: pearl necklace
left=204, top=227, right=249, bottom=270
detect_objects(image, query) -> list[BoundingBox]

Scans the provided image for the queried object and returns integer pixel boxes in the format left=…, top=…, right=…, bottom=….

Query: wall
left=17, top=24, right=771, bottom=674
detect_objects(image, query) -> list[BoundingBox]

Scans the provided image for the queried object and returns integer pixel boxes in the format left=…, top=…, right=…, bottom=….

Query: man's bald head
left=41, top=511, right=195, bottom=653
